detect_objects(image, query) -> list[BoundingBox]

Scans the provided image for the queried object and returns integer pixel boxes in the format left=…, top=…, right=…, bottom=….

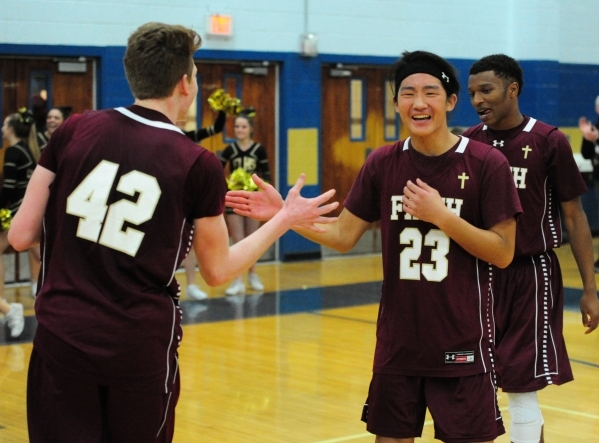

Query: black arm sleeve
left=183, top=130, right=196, bottom=142
left=581, top=120, right=599, bottom=160
left=196, top=111, right=227, bottom=142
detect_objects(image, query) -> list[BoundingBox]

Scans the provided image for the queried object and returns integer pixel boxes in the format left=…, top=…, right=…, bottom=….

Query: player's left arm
left=8, top=165, right=55, bottom=250
left=560, top=197, right=599, bottom=333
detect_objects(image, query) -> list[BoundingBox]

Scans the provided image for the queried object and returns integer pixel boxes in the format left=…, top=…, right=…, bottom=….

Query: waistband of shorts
left=509, top=250, right=558, bottom=266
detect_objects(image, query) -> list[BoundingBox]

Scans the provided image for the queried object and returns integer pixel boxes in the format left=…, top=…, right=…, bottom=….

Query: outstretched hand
left=225, top=174, right=339, bottom=233
left=579, top=117, right=599, bottom=143
left=226, top=174, right=283, bottom=221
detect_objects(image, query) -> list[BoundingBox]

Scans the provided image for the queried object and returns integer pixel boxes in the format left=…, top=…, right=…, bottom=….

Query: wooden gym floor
left=1, top=244, right=598, bottom=442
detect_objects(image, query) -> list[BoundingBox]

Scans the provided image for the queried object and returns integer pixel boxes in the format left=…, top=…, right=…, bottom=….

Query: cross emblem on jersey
left=492, top=139, right=504, bottom=147
left=522, top=145, right=532, bottom=159
left=441, top=72, right=449, bottom=83
left=458, top=172, right=469, bottom=189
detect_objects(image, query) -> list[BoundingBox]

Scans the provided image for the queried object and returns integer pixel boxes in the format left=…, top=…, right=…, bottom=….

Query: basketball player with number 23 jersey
left=226, top=50, right=522, bottom=443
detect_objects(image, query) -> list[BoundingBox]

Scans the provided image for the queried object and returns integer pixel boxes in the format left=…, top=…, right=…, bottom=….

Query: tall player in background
left=8, top=22, right=338, bottom=443
left=227, top=50, right=522, bottom=443
left=464, top=54, right=599, bottom=443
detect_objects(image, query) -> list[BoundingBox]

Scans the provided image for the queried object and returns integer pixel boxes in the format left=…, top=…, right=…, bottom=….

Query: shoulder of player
left=461, top=123, right=483, bottom=138
left=524, top=117, right=561, bottom=139
left=370, top=141, right=403, bottom=159
left=522, top=117, right=571, bottom=150
left=461, top=136, right=510, bottom=165
left=193, top=147, right=223, bottom=168
left=462, top=136, right=493, bottom=154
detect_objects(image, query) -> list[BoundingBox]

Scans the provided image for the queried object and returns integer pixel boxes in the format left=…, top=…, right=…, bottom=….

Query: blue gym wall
left=2, top=0, right=599, bottom=257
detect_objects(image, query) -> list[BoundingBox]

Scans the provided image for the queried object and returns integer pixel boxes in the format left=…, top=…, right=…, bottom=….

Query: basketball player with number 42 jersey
left=7, top=22, right=338, bottom=443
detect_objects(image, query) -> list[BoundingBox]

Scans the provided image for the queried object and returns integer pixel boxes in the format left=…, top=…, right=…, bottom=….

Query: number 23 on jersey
left=400, top=228, right=449, bottom=282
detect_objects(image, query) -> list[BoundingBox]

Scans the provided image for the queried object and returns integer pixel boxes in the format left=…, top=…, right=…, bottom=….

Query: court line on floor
left=541, top=404, right=599, bottom=420
left=570, top=358, right=599, bottom=368
left=310, top=311, right=377, bottom=325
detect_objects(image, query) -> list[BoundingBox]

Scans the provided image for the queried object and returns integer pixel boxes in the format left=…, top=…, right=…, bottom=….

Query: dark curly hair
left=469, top=54, right=524, bottom=96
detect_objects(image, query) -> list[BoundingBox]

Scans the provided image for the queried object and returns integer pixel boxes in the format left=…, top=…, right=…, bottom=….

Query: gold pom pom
left=227, top=168, right=259, bottom=191
left=207, top=89, right=246, bottom=116
left=207, top=89, right=227, bottom=112
left=0, top=209, right=12, bottom=232
left=223, top=97, right=242, bottom=116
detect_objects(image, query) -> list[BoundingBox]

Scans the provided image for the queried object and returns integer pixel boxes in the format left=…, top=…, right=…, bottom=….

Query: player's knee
left=507, top=392, right=544, bottom=443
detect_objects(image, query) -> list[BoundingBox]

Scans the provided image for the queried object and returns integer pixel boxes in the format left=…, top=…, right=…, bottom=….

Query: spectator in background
left=31, top=107, right=72, bottom=295
left=0, top=108, right=39, bottom=336
left=219, top=111, right=271, bottom=296
left=37, top=107, right=71, bottom=150
left=579, top=95, right=599, bottom=272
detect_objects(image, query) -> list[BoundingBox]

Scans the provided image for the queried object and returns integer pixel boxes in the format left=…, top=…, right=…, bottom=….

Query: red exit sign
left=208, top=14, right=233, bottom=37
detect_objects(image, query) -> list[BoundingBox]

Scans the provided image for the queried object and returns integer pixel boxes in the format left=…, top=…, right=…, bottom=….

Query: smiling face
left=46, top=108, right=65, bottom=136
left=468, top=70, right=519, bottom=130
left=234, top=115, right=253, bottom=142
left=394, top=73, right=456, bottom=139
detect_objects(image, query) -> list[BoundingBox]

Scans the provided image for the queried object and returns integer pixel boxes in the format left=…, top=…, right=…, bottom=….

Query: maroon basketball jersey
left=463, top=117, right=587, bottom=257
left=345, top=137, right=521, bottom=377
left=34, top=105, right=226, bottom=393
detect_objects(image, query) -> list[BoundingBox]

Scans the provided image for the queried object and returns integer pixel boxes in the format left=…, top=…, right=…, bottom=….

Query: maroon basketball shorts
left=362, top=372, right=505, bottom=443
left=27, top=349, right=180, bottom=443
left=494, top=251, right=573, bottom=392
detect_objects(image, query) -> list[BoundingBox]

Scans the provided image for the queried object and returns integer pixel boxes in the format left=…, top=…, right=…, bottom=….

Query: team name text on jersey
left=390, top=195, right=463, bottom=220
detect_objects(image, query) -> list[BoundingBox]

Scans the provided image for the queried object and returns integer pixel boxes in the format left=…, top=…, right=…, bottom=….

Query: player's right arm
left=291, top=208, right=370, bottom=253
left=560, top=197, right=599, bottom=333
left=226, top=174, right=369, bottom=252
left=195, top=174, right=339, bottom=286
left=8, top=165, right=56, bottom=250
